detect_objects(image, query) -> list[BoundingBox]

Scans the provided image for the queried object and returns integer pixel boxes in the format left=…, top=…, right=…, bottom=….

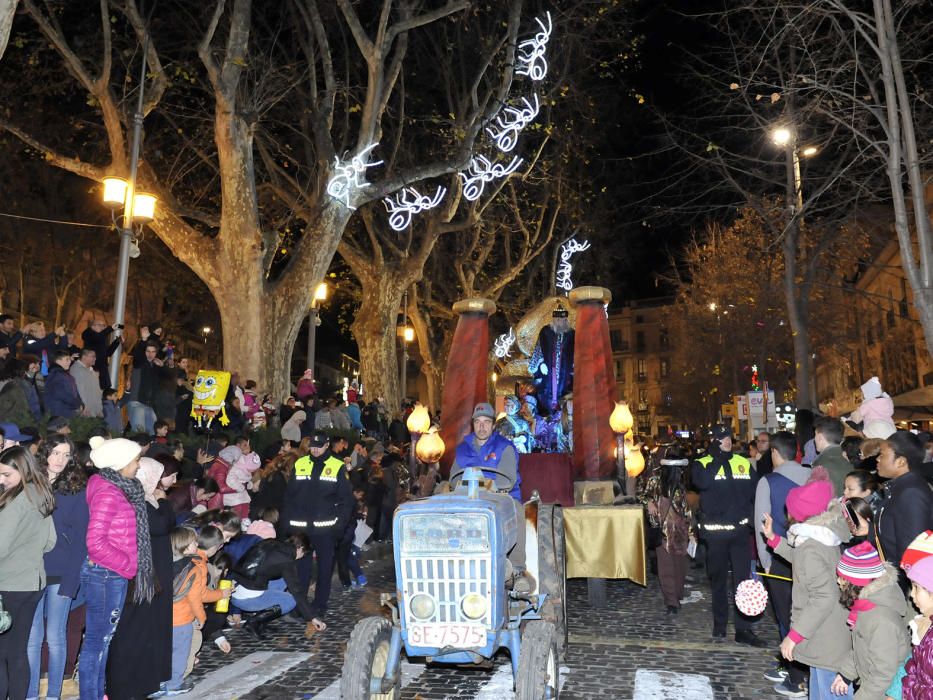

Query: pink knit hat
left=907, top=555, right=933, bottom=592
left=837, top=541, right=886, bottom=585
left=786, top=480, right=834, bottom=522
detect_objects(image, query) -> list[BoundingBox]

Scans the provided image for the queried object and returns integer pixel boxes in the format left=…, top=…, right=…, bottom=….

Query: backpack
left=172, top=557, right=197, bottom=602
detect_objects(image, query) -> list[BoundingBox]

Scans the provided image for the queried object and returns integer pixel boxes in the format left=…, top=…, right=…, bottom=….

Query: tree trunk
left=352, top=282, right=404, bottom=412
left=0, top=0, right=18, bottom=61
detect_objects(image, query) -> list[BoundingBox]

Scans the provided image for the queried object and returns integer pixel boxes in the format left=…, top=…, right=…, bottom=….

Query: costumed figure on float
left=190, top=370, right=231, bottom=430
left=527, top=303, right=574, bottom=414
left=495, top=394, right=535, bottom=454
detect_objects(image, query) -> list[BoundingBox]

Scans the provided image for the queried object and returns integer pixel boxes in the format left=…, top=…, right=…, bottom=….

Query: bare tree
left=0, top=0, right=524, bottom=397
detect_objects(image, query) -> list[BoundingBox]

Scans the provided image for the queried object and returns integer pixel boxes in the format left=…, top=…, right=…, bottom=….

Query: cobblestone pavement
left=189, top=545, right=783, bottom=699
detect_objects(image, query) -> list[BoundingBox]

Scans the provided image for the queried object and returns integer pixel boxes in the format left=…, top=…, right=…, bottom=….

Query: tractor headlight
left=460, top=592, right=488, bottom=620
left=409, top=593, right=436, bottom=620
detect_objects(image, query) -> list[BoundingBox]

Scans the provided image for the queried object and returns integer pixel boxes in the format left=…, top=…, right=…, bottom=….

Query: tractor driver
left=450, top=402, right=527, bottom=585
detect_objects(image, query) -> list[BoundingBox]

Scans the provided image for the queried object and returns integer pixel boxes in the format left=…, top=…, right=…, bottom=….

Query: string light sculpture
left=555, top=237, right=591, bottom=291
left=383, top=186, right=447, bottom=231
left=516, top=12, right=552, bottom=82
left=486, top=95, right=540, bottom=153
left=460, top=155, right=523, bottom=201
left=326, top=142, right=382, bottom=210
left=493, top=327, right=516, bottom=359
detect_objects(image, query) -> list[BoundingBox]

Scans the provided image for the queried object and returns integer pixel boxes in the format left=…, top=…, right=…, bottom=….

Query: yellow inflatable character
left=191, top=370, right=231, bottom=429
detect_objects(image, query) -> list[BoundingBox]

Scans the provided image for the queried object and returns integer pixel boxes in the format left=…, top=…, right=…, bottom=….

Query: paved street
left=187, top=543, right=783, bottom=699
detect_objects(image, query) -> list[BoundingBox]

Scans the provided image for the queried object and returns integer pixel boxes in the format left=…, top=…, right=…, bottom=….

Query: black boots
left=243, top=605, right=284, bottom=640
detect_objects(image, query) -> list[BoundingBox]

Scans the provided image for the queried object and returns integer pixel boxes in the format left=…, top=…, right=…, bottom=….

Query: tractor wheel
left=340, top=616, right=401, bottom=700
left=536, top=504, right=568, bottom=659
left=515, top=620, right=560, bottom=700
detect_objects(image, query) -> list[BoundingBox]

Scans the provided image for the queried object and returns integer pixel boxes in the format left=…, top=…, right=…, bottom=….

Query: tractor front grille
left=401, top=555, right=493, bottom=627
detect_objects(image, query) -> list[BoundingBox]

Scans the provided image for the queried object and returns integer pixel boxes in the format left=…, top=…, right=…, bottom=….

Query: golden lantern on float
left=609, top=401, right=634, bottom=435
left=415, top=427, right=446, bottom=463
left=624, top=441, right=645, bottom=478
left=406, top=403, right=431, bottom=435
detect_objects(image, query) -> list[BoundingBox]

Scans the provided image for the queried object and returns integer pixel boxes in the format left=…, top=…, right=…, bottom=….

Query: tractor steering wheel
left=454, top=465, right=516, bottom=492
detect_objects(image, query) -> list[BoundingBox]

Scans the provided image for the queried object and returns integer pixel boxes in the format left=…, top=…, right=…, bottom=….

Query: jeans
left=168, top=623, right=194, bottom=691
left=27, top=583, right=73, bottom=700
left=78, top=563, right=127, bottom=700
left=337, top=540, right=364, bottom=587
left=126, top=401, right=156, bottom=434
left=0, top=589, right=43, bottom=700
left=809, top=667, right=852, bottom=700
left=232, top=579, right=296, bottom=615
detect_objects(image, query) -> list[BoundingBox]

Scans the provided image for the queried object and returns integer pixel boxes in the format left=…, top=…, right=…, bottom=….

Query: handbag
left=0, top=594, right=11, bottom=634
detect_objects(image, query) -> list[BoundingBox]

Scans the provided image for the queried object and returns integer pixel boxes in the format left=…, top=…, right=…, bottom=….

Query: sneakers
left=352, top=574, right=368, bottom=589
left=763, top=663, right=788, bottom=683
left=773, top=677, right=806, bottom=697
left=165, top=681, right=195, bottom=696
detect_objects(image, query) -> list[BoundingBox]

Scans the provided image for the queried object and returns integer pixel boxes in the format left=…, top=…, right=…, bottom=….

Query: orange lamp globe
left=624, top=442, right=645, bottom=478
left=406, top=403, right=431, bottom=434
left=415, top=427, right=446, bottom=463
left=610, top=401, right=634, bottom=434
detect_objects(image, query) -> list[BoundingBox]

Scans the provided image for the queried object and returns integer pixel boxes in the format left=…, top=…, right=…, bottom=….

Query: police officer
left=691, top=425, right=768, bottom=647
left=282, top=431, right=354, bottom=624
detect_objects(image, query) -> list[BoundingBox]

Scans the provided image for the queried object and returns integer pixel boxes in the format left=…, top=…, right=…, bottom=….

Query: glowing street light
left=403, top=326, right=415, bottom=343
left=307, top=282, right=329, bottom=378
left=801, top=146, right=818, bottom=157
left=771, top=127, right=792, bottom=146
left=709, top=302, right=718, bottom=312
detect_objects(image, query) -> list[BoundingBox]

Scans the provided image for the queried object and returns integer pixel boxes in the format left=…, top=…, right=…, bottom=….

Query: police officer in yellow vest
left=691, top=425, right=768, bottom=648
left=282, top=430, right=354, bottom=623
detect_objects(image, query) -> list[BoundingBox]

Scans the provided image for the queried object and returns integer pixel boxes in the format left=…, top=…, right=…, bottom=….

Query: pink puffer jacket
left=86, top=474, right=137, bottom=579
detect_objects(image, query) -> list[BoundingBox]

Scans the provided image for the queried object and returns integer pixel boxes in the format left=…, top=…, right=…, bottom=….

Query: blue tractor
left=340, top=467, right=567, bottom=699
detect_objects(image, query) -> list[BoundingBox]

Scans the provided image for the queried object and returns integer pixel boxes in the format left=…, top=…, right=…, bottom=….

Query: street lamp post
left=306, top=282, right=328, bottom=378
left=102, top=36, right=153, bottom=389
left=201, top=326, right=212, bottom=364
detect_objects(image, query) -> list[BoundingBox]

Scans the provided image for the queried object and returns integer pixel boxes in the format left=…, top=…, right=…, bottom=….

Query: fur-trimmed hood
left=789, top=500, right=852, bottom=546
left=859, top=563, right=906, bottom=613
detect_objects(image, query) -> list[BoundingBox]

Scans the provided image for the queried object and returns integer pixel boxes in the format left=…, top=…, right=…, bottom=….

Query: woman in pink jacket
left=79, top=437, right=154, bottom=700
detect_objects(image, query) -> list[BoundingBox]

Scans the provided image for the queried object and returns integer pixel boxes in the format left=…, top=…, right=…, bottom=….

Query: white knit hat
left=89, top=436, right=142, bottom=471
left=861, top=376, right=883, bottom=400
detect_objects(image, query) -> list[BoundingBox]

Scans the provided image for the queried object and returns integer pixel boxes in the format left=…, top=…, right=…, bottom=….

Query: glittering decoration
left=326, top=142, right=382, bottom=210
left=516, top=12, right=552, bottom=82
left=555, top=237, right=591, bottom=292
left=459, top=155, right=523, bottom=201
left=514, top=296, right=579, bottom=357
left=493, top=327, right=516, bottom=359
left=383, top=185, right=447, bottom=231
left=486, top=95, right=540, bottom=153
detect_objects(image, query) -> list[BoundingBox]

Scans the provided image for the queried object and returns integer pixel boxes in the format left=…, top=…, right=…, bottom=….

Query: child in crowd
left=902, top=555, right=933, bottom=698
left=188, top=526, right=234, bottom=665
left=102, top=388, right=123, bottom=435
left=762, top=479, right=852, bottom=699
left=246, top=506, right=279, bottom=539
left=842, top=470, right=881, bottom=516
left=224, top=448, right=261, bottom=519
left=154, top=420, right=170, bottom=443
left=833, top=542, right=909, bottom=699
left=337, top=494, right=368, bottom=592
left=206, top=446, right=242, bottom=510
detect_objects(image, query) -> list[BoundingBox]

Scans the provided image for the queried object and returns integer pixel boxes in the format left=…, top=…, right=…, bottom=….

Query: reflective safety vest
left=695, top=453, right=753, bottom=532
left=695, top=453, right=752, bottom=481
left=293, top=455, right=345, bottom=482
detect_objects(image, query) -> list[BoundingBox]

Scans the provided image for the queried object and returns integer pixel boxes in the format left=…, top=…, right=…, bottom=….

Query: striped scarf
left=97, top=469, right=155, bottom=603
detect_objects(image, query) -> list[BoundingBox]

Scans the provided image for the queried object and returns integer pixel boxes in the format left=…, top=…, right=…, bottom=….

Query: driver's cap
left=472, top=402, right=495, bottom=420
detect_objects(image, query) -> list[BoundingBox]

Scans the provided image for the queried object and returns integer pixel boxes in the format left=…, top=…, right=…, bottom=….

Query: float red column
left=570, top=286, right=615, bottom=479
left=439, top=298, right=496, bottom=477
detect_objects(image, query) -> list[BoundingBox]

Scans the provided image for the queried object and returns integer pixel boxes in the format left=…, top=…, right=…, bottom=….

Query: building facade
left=607, top=297, right=683, bottom=437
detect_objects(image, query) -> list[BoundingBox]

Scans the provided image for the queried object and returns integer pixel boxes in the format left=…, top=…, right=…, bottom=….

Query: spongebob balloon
left=191, top=370, right=231, bottom=429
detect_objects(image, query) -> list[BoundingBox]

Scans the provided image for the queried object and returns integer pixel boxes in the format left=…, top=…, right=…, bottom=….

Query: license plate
left=408, top=624, right=486, bottom=649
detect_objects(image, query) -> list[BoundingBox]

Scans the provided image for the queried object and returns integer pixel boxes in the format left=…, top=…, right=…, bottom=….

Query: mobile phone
left=843, top=500, right=858, bottom=525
